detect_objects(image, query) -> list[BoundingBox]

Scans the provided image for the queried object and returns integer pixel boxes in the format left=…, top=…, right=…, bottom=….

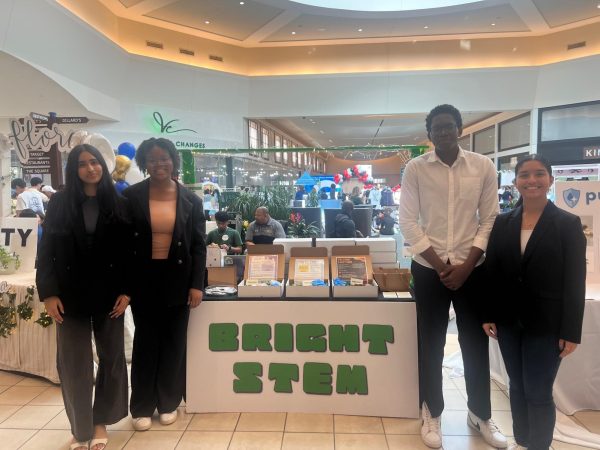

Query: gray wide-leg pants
left=56, top=313, right=128, bottom=442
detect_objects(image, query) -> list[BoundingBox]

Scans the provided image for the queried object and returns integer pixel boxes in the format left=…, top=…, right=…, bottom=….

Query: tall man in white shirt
left=399, top=105, right=506, bottom=449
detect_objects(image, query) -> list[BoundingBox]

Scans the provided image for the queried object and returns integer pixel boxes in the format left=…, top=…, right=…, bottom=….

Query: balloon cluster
left=333, top=165, right=373, bottom=185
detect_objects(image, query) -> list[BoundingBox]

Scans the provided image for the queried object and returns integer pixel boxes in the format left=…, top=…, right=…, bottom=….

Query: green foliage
left=0, top=247, right=20, bottom=272
left=227, top=186, right=294, bottom=222
left=306, top=190, right=319, bottom=207
left=0, top=304, right=16, bottom=338
left=287, top=212, right=320, bottom=238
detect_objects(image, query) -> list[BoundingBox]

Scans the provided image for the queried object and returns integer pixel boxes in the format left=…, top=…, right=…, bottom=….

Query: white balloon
left=125, top=162, right=145, bottom=185
left=86, top=133, right=116, bottom=174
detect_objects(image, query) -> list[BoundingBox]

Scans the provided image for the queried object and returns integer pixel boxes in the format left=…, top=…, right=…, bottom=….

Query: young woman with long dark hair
left=36, top=144, right=131, bottom=450
left=483, top=155, right=586, bottom=450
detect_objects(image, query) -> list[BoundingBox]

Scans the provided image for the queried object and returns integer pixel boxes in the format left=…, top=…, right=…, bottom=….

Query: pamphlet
left=336, top=256, right=368, bottom=283
left=294, top=258, right=325, bottom=281
left=248, top=254, right=278, bottom=280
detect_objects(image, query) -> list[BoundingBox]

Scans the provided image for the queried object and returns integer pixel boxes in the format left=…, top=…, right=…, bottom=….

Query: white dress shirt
left=398, top=148, right=499, bottom=269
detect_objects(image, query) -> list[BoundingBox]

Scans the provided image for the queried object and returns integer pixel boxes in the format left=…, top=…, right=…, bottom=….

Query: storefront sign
left=556, top=181, right=600, bottom=283
left=0, top=217, right=38, bottom=272
left=8, top=116, right=73, bottom=164
left=149, top=111, right=206, bottom=149
left=583, top=146, right=600, bottom=159
left=187, top=301, right=418, bottom=418
left=22, top=151, right=51, bottom=175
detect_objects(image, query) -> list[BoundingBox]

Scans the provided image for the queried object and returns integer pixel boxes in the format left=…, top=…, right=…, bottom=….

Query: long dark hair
left=513, top=154, right=553, bottom=208
left=45, top=144, right=127, bottom=232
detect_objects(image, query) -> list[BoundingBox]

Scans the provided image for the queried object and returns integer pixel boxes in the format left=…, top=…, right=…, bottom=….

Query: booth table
left=0, top=271, right=58, bottom=382
left=489, top=285, right=600, bottom=415
left=0, top=271, right=135, bottom=384
left=187, top=298, right=419, bottom=418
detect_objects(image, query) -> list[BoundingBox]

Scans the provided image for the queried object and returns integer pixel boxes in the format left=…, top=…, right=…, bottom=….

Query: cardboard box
left=206, top=246, right=226, bottom=267
left=373, top=267, right=411, bottom=292
left=207, top=266, right=237, bottom=287
left=331, top=245, right=378, bottom=298
left=286, top=247, right=330, bottom=298
left=370, top=251, right=398, bottom=264
left=238, top=244, right=285, bottom=298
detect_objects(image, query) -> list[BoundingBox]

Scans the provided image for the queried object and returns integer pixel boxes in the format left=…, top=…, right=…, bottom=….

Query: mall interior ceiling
left=3, top=0, right=600, bottom=164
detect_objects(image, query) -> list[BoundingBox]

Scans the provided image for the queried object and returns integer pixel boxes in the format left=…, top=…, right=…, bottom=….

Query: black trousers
left=498, top=323, right=562, bottom=450
left=411, top=261, right=491, bottom=419
left=130, top=303, right=190, bottom=417
left=57, top=314, right=128, bottom=442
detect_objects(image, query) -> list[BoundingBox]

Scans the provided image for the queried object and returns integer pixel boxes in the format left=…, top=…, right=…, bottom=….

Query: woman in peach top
left=123, top=138, right=206, bottom=431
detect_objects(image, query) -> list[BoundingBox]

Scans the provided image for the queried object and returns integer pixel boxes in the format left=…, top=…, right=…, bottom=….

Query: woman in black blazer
left=37, top=144, right=131, bottom=450
left=123, top=137, right=206, bottom=431
left=483, top=155, right=586, bottom=450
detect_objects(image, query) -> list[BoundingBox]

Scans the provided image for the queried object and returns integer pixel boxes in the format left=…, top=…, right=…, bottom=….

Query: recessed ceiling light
left=240, top=1, right=245, bottom=4
left=597, top=3, right=600, bottom=8
left=358, top=28, right=363, bottom=32
left=491, top=23, right=496, bottom=26
left=205, top=20, right=210, bottom=24
left=423, top=25, right=429, bottom=29
left=291, top=31, right=296, bottom=35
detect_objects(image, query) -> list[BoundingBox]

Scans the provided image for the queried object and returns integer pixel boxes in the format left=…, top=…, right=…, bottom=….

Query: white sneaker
left=132, top=417, right=152, bottom=431
left=421, top=402, right=442, bottom=449
left=468, top=411, right=508, bottom=448
left=507, top=443, right=527, bottom=450
left=159, top=410, right=178, bottom=425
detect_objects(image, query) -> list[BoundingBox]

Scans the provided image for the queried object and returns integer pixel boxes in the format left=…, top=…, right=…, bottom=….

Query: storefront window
left=473, top=126, right=495, bottom=155
left=458, top=135, right=471, bottom=151
left=499, top=113, right=530, bottom=150
left=540, top=102, right=600, bottom=142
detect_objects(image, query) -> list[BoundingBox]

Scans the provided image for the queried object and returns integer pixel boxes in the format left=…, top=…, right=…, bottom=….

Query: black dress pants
left=497, top=323, right=562, bottom=450
left=411, top=261, right=491, bottom=419
left=130, top=303, right=190, bottom=417
left=57, top=313, right=128, bottom=442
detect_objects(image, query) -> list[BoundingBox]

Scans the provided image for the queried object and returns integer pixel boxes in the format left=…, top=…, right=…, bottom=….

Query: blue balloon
left=118, top=142, right=136, bottom=160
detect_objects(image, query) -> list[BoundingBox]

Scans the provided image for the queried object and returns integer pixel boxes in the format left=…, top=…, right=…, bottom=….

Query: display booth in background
left=555, top=181, right=600, bottom=283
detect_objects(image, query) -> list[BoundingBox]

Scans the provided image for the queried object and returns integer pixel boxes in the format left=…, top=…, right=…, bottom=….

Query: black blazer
left=484, top=201, right=586, bottom=343
left=123, top=179, right=206, bottom=307
left=36, top=192, right=132, bottom=316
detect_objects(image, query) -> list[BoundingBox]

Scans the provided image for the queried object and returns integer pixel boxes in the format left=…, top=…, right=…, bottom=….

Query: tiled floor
left=0, top=336, right=598, bottom=449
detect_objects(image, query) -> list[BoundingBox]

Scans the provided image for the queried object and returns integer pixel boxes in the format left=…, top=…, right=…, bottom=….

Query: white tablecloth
left=0, top=271, right=135, bottom=383
left=0, top=271, right=59, bottom=382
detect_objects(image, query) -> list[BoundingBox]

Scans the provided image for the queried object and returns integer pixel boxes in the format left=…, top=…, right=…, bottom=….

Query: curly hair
left=135, top=137, right=180, bottom=177
left=425, top=104, right=463, bottom=134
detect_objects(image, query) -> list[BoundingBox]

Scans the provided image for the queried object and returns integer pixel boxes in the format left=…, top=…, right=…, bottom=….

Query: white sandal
left=89, top=437, right=108, bottom=450
left=69, top=440, right=89, bottom=450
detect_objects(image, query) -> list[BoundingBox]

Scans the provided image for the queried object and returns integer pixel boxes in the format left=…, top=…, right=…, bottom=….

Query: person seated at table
left=482, top=155, right=586, bottom=450
left=334, top=201, right=358, bottom=238
left=245, top=206, right=285, bottom=245
left=207, top=211, right=243, bottom=254
left=36, top=144, right=131, bottom=450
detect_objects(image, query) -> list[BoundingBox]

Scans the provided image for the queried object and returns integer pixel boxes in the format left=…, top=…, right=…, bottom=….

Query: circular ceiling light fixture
left=290, top=0, right=483, bottom=12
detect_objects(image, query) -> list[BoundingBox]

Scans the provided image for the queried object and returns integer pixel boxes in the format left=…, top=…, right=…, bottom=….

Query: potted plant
left=287, top=212, right=320, bottom=238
